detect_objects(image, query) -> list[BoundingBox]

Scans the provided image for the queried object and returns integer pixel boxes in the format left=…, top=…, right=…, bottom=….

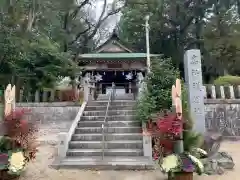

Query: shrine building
left=78, top=30, right=160, bottom=94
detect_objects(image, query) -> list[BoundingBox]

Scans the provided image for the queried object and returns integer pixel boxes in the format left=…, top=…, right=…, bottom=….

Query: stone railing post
left=211, top=85, right=216, bottom=99
left=57, top=132, right=68, bottom=160
left=83, top=81, right=89, bottom=102
left=42, top=90, right=48, bottom=102
left=142, top=123, right=152, bottom=158
left=34, top=90, right=40, bottom=102
left=229, top=86, right=235, bottom=99
left=219, top=86, right=225, bottom=99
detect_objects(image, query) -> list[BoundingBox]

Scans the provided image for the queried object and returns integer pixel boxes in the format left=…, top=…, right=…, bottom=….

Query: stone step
left=66, top=149, right=143, bottom=156
left=87, top=101, right=136, bottom=107
left=69, top=140, right=143, bottom=149
left=85, top=105, right=135, bottom=111
left=83, top=110, right=135, bottom=116
left=97, top=96, right=134, bottom=101
left=75, top=127, right=141, bottom=134
left=53, top=156, right=154, bottom=170
left=81, top=115, right=135, bottom=121
left=78, top=120, right=141, bottom=127
left=72, top=133, right=143, bottom=141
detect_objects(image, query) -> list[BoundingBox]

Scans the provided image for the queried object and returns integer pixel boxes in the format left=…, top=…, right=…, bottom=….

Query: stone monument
left=184, top=49, right=205, bottom=134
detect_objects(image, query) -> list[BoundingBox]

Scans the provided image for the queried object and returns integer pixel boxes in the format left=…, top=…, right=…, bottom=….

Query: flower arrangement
left=158, top=117, right=206, bottom=173
left=143, top=79, right=205, bottom=180
left=0, top=108, right=38, bottom=179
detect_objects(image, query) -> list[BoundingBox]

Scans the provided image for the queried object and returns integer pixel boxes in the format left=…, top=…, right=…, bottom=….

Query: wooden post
left=4, top=84, right=15, bottom=117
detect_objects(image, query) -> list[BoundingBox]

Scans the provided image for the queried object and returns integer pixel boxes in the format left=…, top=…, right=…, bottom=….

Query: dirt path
left=19, top=140, right=239, bottom=180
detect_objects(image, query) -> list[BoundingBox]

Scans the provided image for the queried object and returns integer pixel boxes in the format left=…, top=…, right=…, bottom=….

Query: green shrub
left=136, top=57, right=180, bottom=122
left=213, top=75, right=240, bottom=85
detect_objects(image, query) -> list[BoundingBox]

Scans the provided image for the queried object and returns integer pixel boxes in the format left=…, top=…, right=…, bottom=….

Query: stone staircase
left=58, top=98, right=154, bottom=170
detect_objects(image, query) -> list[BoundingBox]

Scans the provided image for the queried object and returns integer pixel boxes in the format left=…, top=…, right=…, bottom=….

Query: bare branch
left=70, top=0, right=90, bottom=19
left=88, top=1, right=125, bottom=39
left=88, top=0, right=108, bottom=39
left=70, top=19, right=92, bottom=45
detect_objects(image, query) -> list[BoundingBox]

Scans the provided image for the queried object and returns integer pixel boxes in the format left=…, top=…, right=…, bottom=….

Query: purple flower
left=181, top=157, right=194, bottom=172
left=0, top=153, right=8, bottom=168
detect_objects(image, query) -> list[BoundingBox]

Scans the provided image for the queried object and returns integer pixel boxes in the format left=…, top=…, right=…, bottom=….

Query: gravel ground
left=19, top=130, right=240, bottom=180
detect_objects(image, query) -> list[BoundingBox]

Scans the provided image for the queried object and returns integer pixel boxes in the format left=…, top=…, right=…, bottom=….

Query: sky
left=94, top=0, right=121, bottom=32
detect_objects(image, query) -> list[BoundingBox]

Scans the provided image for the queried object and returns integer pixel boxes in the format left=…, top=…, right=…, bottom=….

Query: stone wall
left=205, top=99, right=240, bottom=137
left=16, top=100, right=240, bottom=139
left=16, top=102, right=81, bottom=143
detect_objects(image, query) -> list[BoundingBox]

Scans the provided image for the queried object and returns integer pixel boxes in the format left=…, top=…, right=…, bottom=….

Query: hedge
left=213, top=75, right=240, bottom=86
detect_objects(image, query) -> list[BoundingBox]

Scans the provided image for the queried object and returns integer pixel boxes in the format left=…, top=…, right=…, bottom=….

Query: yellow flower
left=160, top=154, right=179, bottom=173
left=8, top=151, right=26, bottom=173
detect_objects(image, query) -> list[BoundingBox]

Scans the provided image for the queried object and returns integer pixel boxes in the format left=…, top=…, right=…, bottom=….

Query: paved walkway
left=19, top=141, right=239, bottom=180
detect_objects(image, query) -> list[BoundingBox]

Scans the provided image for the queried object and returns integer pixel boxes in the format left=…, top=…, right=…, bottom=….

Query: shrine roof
left=78, top=29, right=161, bottom=60
left=78, top=53, right=161, bottom=59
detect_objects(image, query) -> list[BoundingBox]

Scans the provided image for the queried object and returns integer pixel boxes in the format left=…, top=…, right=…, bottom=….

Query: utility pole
left=145, top=15, right=151, bottom=73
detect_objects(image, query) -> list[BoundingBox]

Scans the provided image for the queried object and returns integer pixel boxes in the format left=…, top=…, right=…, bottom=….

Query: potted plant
left=0, top=84, right=38, bottom=180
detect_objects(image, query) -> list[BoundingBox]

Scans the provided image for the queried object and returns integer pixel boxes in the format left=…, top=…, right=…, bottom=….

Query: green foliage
left=119, top=0, right=240, bottom=81
left=213, top=75, right=240, bottom=85
left=181, top=84, right=203, bottom=151
left=136, top=57, right=180, bottom=122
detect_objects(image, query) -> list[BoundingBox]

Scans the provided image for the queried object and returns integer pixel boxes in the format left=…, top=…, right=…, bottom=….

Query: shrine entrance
left=83, top=70, right=139, bottom=95
left=77, top=29, right=160, bottom=99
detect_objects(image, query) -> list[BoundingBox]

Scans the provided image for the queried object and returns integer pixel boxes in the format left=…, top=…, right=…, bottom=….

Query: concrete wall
left=16, top=102, right=81, bottom=143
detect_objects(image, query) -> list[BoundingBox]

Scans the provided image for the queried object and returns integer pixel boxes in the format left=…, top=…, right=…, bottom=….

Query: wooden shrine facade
left=78, top=31, right=160, bottom=94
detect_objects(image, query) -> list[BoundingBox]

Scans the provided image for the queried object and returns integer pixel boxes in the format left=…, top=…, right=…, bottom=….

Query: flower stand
left=0, top=170, right=20, bottom=180
left=173, top=172, right=193, bottom=180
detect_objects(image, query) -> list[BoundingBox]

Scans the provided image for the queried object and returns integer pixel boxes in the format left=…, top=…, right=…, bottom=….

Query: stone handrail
left=57, top=101, right=87, bottom=160
left=203, top=85, right=240, bottom=99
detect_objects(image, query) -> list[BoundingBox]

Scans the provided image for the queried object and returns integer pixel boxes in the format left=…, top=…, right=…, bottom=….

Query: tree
left=119, top=0, right=240, bottom=81
left=0, top=0, right=77, bottom=90
left=0, top=0, right=126, bottom=91
left=203, top=3, right=240, bottom=77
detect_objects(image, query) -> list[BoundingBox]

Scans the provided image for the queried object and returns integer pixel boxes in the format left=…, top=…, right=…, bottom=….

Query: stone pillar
left=137, top=72, right=144, bottom=99
left=129, top=82, right=132, bottom=93
left=184, top=49, right=205, bottom=134
left=0, top=89, right=3, bottom=121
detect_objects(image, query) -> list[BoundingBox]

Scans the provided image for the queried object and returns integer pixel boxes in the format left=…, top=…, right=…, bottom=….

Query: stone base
left=203, top=151, right=235, bottom=175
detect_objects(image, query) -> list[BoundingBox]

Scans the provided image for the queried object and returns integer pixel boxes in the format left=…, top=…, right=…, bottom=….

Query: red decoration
left=156, top=115, right=183, bottom=136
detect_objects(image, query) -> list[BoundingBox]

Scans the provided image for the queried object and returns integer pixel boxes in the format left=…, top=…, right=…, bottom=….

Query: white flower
left=193, top=148, right=207, bottom=156
left=159, top=154, right=180, bottom=173
left=8, top=151, right=26, bottom=174
left=187, top=154, right=204, bottom=175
